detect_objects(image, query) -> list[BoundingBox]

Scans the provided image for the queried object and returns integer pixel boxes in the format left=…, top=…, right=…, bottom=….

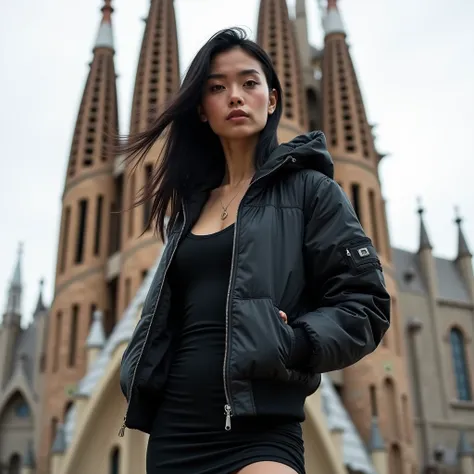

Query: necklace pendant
left=221, top=210, right=228, bottom=220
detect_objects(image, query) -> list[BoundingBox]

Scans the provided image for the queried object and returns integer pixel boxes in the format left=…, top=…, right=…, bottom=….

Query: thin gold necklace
left=218, top=178, right=252, bottom=220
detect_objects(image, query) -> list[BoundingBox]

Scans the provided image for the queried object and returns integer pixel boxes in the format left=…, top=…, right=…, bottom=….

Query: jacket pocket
left=272, top=304, right=295, bottom=366
left=232, top=298, right=294, bottom=381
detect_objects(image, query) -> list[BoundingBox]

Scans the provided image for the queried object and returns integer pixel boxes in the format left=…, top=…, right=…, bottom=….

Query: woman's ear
left=268, top=88, right=278, bottom=115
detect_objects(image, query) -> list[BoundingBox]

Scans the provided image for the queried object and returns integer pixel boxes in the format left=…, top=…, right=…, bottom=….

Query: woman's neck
left=220, top=136, right=257, bottom=187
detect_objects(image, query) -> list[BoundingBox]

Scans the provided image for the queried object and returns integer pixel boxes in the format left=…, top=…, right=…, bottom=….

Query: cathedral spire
left=417, top=199, right=433, bottom=251
left=33, top=278, right=47, bottom=316
left=65, top=0, right=119, bottom=179
left=4, top=242, right=23, bottom=317
left=257, top=0, right=307, bottom=131
left=323, top=0, right=345, bottom=36
left=129, top=0, right=181, bottom=134
left=454, top=207, right=472, bottom=259
left=94, top=0, right=114, bottom=50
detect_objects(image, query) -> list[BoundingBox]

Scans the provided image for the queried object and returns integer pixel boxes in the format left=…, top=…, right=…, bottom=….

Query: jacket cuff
left=289, top=327, right=313, bottom=367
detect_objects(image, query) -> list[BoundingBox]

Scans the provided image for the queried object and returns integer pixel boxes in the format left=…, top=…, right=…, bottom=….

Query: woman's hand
left=279, top=310, right=288, bottom=324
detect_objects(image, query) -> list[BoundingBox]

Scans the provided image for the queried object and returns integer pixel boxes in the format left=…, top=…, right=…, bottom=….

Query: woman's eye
left=245, top=80, right=259, bottom=88
left=210, top=84, right=224, bottom=92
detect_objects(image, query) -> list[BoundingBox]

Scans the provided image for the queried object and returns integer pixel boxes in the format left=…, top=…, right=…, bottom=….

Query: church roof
left=392, top=248, right=471, bottom=303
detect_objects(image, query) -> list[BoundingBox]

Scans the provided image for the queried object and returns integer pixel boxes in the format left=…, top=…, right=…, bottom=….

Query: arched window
left=384, top=378, right=399, bottom=439
left=110, top=446, right=120, bottom=474
left=14, top=401, right=30, bottom=418
left=8, top=453, right=21, bottom=474
left=388, top=444, right=402, bottom=474
left=450, top=328, right=472, bottom=401
left=51, top=416, right=59, bottom=448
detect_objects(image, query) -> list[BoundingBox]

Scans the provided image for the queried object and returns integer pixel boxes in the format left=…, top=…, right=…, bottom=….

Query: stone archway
left=0, top=391, right=33, bottom=470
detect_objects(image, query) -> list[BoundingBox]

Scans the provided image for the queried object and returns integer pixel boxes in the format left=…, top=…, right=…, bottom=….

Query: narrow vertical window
left=368, top=189, right=380, bottom=251
left=94, top=195, right=103, bottom=256
left=389, top=444, right=402, bottom=474
left=143, top=164, right=153, bottom=231
left=128, top=174, right=135, bottom=237
left=110, top=446, right=120, bottom=474
left=50, top=417, right=59, bottom=448
left=53, top=312, right=62, bottom=372
left=369, top=385, right=378, bottom=417
left=350, top=183, right=362, bottom=223
left=401, top=395, right=411, bottom=442
left=450, top=328, right=472, bottom=401
left=384, top=377, right=399, bottom=439
left=74, top=199, right=88, bottom=264
left=68, top=305, right=79, bottom=367
left=59, top=207, right=71, bottom=273
left=392, top=298, right=401, bottom=355
left=125, top=278, right=131, bottom=308
left=90, top=303, right=97, bottom=329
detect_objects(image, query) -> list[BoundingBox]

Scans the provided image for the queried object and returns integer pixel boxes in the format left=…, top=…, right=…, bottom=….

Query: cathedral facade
left=1, top=1, right=473, bottom=474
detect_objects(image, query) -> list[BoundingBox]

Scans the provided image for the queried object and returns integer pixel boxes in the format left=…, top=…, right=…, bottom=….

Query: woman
left=119, top=28, right=390, bottom=474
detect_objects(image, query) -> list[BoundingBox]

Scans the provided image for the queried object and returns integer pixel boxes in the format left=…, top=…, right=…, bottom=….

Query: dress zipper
left=222, top=155, right=294, bottom=431
left=118, top=203, right=187, bottom=437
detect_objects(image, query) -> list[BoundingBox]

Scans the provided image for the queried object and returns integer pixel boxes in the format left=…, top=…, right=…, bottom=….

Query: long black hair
left=117, top=27, right=283, bottom=240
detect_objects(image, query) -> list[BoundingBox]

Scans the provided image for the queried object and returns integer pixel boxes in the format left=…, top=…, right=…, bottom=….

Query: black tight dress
left=146, top=224, right=305, bottom=474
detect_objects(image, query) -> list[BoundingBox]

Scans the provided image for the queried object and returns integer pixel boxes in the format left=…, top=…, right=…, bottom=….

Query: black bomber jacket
left=119, top=130, right=391, bottom=436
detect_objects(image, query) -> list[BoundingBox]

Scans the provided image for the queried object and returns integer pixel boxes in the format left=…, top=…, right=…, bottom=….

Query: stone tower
left=256, top=0, right=308, bottom=142
left=0, top=243, right=23, bottom=389
left=38, top=1, right=119, bottom=472
left=117, top=0, right=181, bottom=319
left=317, top=1, right=417, bottom=471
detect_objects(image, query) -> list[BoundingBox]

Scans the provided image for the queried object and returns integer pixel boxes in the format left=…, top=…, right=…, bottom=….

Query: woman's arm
left=291, top=174, right=390, bottom=373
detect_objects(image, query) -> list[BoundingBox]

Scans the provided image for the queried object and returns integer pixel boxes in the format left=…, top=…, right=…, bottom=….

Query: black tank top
left=163, top=224, right=234, bottom=430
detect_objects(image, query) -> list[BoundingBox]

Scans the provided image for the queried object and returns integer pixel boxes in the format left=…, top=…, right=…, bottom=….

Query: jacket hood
left=194, top=131, right=334, bottom=195
left=260, top=130, right=334, bottom=180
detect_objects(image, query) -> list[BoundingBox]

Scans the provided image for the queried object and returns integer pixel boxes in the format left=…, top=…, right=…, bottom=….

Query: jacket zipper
left=119, top=202, right=187, bottom=437
left=222, top=155, right=294, bottom=431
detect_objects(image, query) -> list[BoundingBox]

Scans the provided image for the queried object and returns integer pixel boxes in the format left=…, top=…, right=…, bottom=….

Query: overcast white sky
left=0, top=0, right=473, bottom=324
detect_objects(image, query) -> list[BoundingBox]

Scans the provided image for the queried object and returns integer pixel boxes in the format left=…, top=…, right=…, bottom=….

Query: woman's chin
left=217, top=125, right=262, bottom=141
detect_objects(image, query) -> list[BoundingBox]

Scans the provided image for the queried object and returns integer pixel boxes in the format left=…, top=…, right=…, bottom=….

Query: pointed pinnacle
left=34, top=278, right=47, bottom=315
left=454, top=206, right=472, bottom=258
left=12, top=242, right=23, bottom=286
left=95, top=0, right=114, bottom=49
left=101, top=0, right=113, bottom=24
left=417, top=197, right=432, bottom=251
left=86, top=310, right=106, bottom=349
left=323, top=0, right=345, bottom=35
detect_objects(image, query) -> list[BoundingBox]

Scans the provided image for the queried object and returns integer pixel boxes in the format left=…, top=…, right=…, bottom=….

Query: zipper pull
left=346, top=249, right=351, bottom=257
left=118, top=417, right=126, bottom=437
left=224, top=404, right=232, bottom=431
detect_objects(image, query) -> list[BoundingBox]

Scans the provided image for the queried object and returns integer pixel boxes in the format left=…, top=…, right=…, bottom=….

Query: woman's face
left=200, top=47, right=277, bottom=140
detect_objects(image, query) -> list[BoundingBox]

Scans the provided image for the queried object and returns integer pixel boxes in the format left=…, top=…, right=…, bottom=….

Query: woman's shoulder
left=282, top=168, right=336, bottom=197
left=278, top=169, right=344, bottom=218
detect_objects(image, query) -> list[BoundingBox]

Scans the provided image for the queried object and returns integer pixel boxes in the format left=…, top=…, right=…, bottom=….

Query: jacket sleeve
left=292, top=174, right=390, bottom=373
